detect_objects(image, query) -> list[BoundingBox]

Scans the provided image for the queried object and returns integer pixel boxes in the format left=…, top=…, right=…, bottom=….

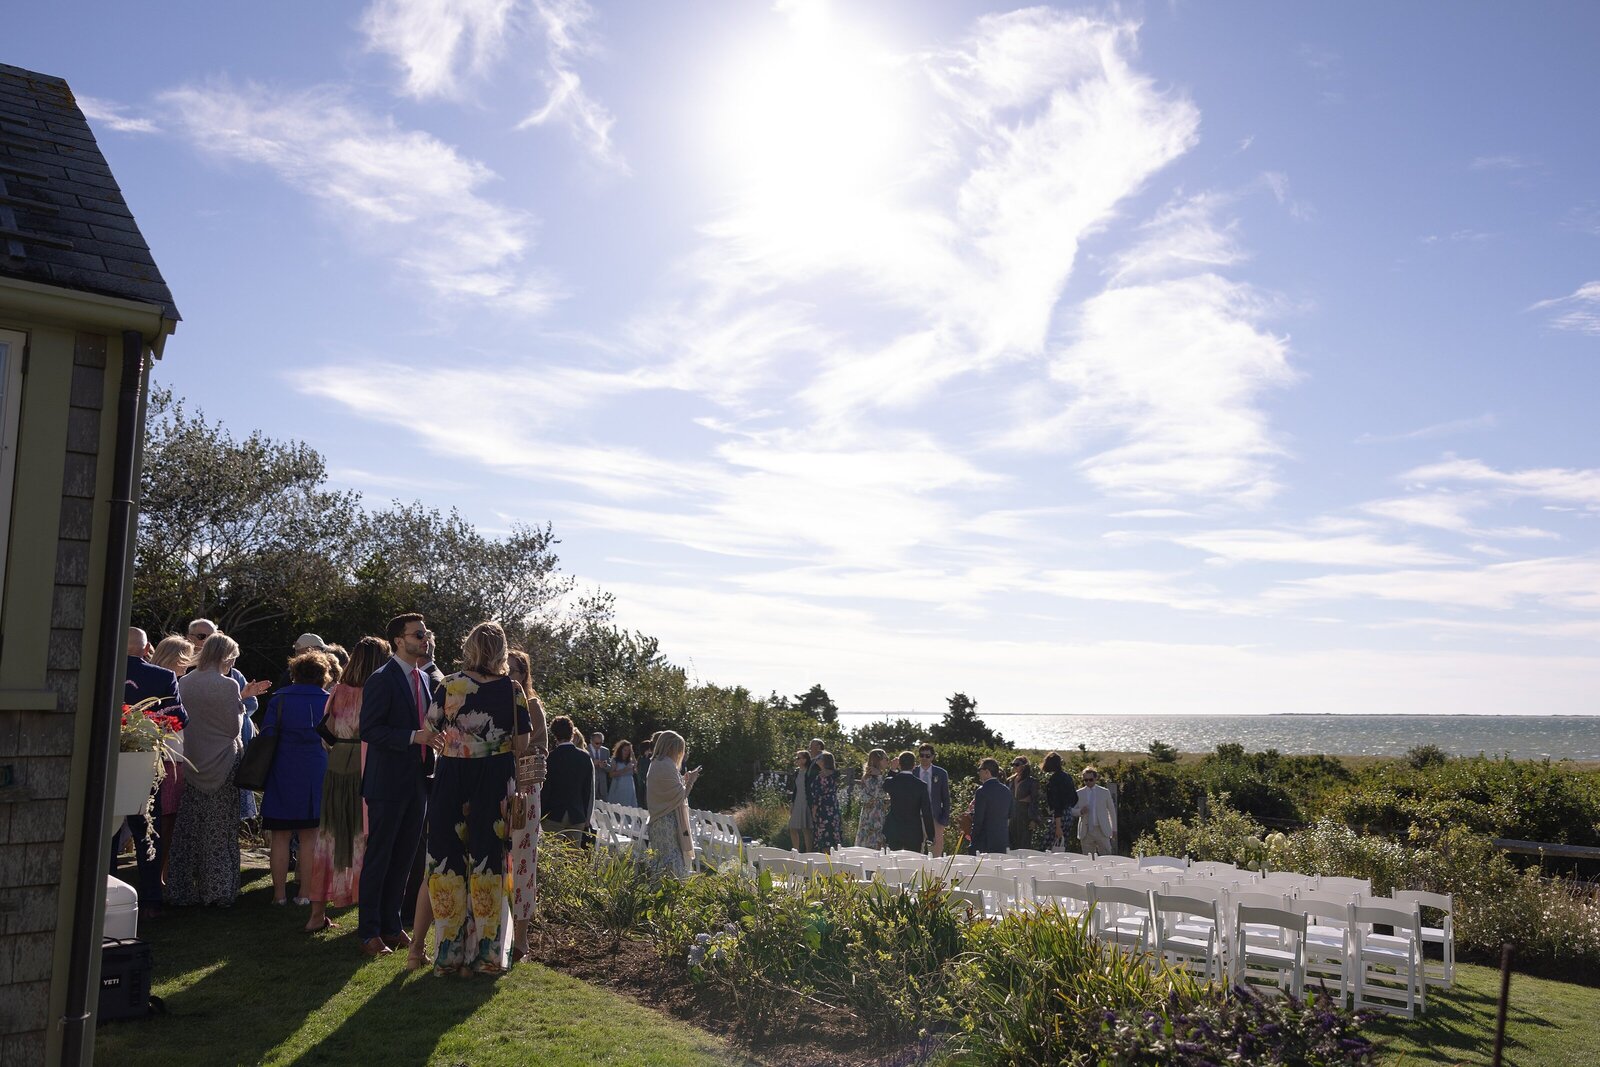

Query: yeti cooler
left=98, top=937, right=152, bottom=1022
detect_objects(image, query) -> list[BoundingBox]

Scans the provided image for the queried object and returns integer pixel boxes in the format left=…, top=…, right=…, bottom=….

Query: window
left=0, top=328, right=25, bottom=603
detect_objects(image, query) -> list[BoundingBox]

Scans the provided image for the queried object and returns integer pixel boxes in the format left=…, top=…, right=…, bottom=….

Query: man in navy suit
left=915, top=743, right=952, bottom=856
left=122, top=628, right=182, bottom=908
left=357, top=613, right=439, bottom=957
left=970, top=758, right=1012, bottom=855
left=882, top=751, right=935, bottom=852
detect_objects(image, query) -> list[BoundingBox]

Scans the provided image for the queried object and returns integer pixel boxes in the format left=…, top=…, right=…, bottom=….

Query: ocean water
left=834, top=713, right=1600, bottom=761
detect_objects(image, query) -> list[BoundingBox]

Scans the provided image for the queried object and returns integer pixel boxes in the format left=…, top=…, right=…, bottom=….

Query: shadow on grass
left=279, top=967, right=496, bottom=1067
left=1368, top=973, right=1556, bottom=1066
left=96, top=871, right=418, bottom=1066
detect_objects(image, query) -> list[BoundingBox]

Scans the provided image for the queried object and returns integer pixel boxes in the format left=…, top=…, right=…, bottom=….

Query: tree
left=794, top=683, right=838, bottom=724
left=929, top=691, right=1007, bottom=747
left=849, top=717, right=928, bottom=751
left=134, top=389, right=361, bottom=637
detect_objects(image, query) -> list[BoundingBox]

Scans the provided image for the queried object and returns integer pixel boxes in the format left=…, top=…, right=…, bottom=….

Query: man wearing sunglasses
left=357, top=612, right=440, bottom=957
left=1070, top=766, right=1117, bottom=857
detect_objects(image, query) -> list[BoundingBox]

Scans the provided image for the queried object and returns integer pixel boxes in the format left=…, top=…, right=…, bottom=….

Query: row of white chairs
left=589, top=800, right=743, bottom=869
left=743, top=845, right=1451, bottom=1018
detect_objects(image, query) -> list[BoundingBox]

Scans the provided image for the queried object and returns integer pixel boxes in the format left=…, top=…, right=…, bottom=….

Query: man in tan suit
left=1071, top=766, right=1116, bottom=856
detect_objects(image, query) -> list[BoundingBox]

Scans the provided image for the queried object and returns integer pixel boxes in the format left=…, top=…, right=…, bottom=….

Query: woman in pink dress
left=303, top=635, right=388, bottom=933
left=507, top=649, right=547, bottom=960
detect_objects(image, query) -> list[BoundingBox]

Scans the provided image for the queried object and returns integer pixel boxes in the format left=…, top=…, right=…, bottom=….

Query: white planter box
left=112, top=751, right=159, bottom=818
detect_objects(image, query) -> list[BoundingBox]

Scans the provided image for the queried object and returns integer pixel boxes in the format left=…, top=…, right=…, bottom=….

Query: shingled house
left=0, top=63, right=179, bottom=1065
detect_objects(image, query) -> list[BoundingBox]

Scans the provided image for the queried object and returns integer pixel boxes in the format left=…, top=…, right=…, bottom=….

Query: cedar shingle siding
left=1, top=60, right=179, bottom=1065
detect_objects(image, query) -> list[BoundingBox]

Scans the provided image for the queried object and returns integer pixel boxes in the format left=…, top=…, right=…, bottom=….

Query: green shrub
left=1147, top=738, right=1179, bottom=763
left=945, top=907, right=1375, bottom=1066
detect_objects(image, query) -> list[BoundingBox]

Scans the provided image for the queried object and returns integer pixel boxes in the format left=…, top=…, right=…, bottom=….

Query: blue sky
left=13, top=2, right=1600, bottom=717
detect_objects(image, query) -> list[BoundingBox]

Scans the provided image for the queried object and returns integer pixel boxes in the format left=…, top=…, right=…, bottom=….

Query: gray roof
left=0, top=63, right=179, bottom=320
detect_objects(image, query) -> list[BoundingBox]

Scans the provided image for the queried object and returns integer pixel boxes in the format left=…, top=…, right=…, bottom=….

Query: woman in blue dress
left=607, top=739, right=639, bottom=808
left=260, top=651, right=331, bottom=905
left=810, top=751, right=843, bottom=853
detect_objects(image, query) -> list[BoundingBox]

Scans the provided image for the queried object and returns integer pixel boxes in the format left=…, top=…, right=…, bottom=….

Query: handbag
left=234, top=697, right=281, bottom=792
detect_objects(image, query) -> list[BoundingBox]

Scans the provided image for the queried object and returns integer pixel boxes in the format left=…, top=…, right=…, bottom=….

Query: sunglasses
left=405, top=628, right=431, bottom=640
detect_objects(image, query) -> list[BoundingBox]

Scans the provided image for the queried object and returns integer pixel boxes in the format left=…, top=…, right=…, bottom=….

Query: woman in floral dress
left=810, top=751, right=844, bottom=853
left=424, top=622, right=533, bottom=977
left=854, top=748, right=889, bottom=849
left=303, top=636, right=387, bottom=932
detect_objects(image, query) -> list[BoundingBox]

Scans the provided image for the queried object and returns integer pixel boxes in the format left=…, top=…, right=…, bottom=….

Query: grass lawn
left=95, top=869, right=744, bottom=1067
left=1367, top=962, right=1600, bottom=1066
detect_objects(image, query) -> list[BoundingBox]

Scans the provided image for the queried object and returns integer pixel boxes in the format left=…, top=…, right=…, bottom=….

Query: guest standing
left=167, top=633, right=269, bottom=906
left=506, top=649, right=547, bottom=962
left=646, top=730, right=700, bottom=877
left=262, top=652, right=332, bottom=905
left=1071, top=766, right=1117, bottom=856
left=882, top=752, right=935, bottom=853
left=540, top=716, right=595, bottom=843
left=187, top=618, right=261, bottom=824
left=305, top=636, right=387, bottom=933
left=1041, top=752, right=1077, bottom=851
left=635, top=738, right=655, bottom=809
left=971, top=759, right=1012, bottom=854
left=123, top=627, right=183, bottom=911
left=854, top=749, right=890, bottom=849
left=810, top=752, right=843, bottom=852
left=786, top=750, right=811, bottom=851
left=150, top=633, right=194, bottom=886
left=357, top=612, right=438, bottom=958
left=1007, top=756, right=1038, bottom=851
left=607, top=740, right=639, bottom=808
left=424, top=621, right=532, bottom=976
left=914, top=744, right=952, bottom=857
left=588, top=731, right=611, bottom=801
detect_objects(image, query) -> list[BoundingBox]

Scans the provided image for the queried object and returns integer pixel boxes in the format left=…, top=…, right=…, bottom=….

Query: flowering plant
left=119, top=695, right=184, bottom=758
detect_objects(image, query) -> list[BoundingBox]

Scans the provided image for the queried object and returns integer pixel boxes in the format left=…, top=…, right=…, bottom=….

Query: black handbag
left=234, top=698, right=281, bottom=792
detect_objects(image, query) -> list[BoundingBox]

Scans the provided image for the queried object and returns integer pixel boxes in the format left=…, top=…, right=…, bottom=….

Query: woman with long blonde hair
left=421, top=621, right=534, bottom=976
left=505, top=648, right=546, bottom=960
left=645, top=730, right=700, bottom=877
left=854, top=748, right=890, bottom=849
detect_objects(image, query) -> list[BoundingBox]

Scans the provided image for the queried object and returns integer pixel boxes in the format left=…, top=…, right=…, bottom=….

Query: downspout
left=59, top=330, right=146, bottom=1067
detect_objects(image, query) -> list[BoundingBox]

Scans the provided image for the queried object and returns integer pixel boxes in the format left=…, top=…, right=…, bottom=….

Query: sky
left=11, top=1, right=1600, bottom=718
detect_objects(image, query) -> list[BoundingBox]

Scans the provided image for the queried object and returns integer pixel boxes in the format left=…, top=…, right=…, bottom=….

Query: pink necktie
left=412, top=669, right=427, bottom=745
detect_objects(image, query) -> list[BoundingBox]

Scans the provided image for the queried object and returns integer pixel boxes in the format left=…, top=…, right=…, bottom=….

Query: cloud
left=1531, top=281, right=1600, bottom=335
left=75, top=95, right=159, bottom=134
left=361, top=0, right=517, bottom=99
left=517, top=0, right=627, bottom=171
left=362, top=0, right=624, bottom=168
left=1470, top=154, right=1537, bottom=171
left=1272, top=554, right=1600, bottom=613
left=603, top=580, right=1600, bottom=717
left=1354, top=412, right=1497, bottom=444
left=1168, top=528, right=1460, bottom=567
left=1403, top=457, right=1600, bottom=509
left=1016, top=262, right=1293, bottom=502
left=161, top=83, right=557, bottom=311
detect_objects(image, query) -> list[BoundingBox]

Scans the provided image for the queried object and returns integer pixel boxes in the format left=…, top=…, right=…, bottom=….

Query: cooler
left=104, top=874, right=138, bottom=940
left=98, top=937, right=152, bottom=1022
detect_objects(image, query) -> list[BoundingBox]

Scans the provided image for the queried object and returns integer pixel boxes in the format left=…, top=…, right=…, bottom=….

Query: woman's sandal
left=405, top=946, right=427, bottom=971
left=304, top=916, right=337, bottom=933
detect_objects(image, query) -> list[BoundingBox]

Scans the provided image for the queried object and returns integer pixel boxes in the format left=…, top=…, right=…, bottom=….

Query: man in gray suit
left=970, top=758, right=1012, bottom=854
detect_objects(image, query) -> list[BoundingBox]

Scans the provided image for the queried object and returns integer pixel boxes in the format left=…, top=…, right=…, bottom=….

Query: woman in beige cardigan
left=645, top=730, right=700, bottom=877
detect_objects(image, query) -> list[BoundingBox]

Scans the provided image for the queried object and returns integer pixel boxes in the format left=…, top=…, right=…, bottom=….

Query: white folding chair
left=1030, top=876, right=1096, bottom=920
left=1393, top=890, right=1455, bottom=988
left=760, top=855, right=814, bottom=885
left=1189, top=860, right=1242, bottom=878
left=1299, top=897, right=1354, bottom=1007
left=1317, top=875, right=1372, bottom=898
left=945, top=887, right=985, bottom=913
left=1152, top=891, right=1222, bottom=982
left=1092, top=884, right=1154, bottom=956
left=1139, top=855, right=1190, bottom=873
left=1352, top=902, right=1425, bottom=1018
left=1231, top=905, right=1306, bottom=999
left=1258, top=871, right=1315, bottom=892
left=960, top=873, right=1022, bottom=918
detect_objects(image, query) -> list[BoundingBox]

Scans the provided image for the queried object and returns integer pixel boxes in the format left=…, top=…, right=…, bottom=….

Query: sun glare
left=704, top=7, right=917, bottom=255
